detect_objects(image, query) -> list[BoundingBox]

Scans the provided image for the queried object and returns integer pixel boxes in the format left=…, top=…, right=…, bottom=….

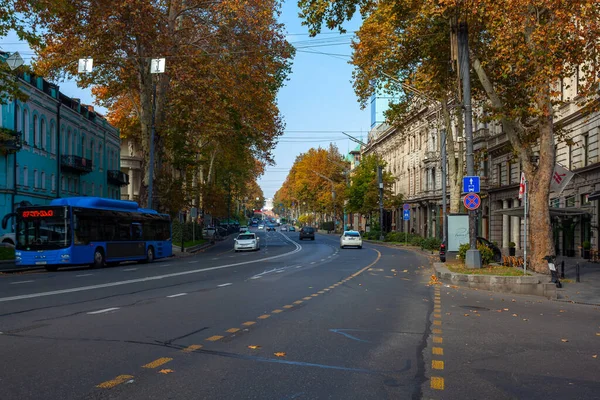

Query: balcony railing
left=424, top=151, right=440, bottom=162
left=108, top=170, right=129, bottom=186
left=60, top=155, right=92, bottom=174
left=0, top=128, right=22, bottom=155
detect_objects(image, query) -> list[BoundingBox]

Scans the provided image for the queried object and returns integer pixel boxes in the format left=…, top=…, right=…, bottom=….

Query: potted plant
left=582, top=241, right=591, bottom=259
left=508, top=241, right=516, bottom=256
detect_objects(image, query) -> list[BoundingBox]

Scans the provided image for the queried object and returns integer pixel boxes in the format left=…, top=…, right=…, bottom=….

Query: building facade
left=0, top=69, right=128, bottom=237
left=362, top=72, right=600, bottom=258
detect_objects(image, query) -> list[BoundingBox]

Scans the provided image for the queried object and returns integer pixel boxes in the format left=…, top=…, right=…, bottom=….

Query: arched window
left=33, top=115, right=39, bottom=147
left=41, top=119, right=47, bottom=150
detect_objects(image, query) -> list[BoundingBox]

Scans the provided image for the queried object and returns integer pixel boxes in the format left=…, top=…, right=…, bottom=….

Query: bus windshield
left=16, top=207, right=70, bottom=250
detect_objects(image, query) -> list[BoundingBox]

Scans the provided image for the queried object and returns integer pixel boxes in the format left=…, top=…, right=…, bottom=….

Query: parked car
left=258, top=224, right=265, bottom=230
left=0, top=232, right=15, bottom=247
left=266, top=224, right=276, bottom=232
left=280, top=226, right=288, bottom=231
left=340, top=231, right=362, bottom=249
left=288, top=226, right=296, bottom=232
left=299, top=226, right=315, bottom=240
left=234, top=232, right=260, bottom=252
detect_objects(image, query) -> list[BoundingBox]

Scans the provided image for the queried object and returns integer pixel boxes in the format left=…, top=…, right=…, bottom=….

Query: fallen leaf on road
left=523, top=319, right=528, bottom=321
left=464, top=314, right=470, bottom=317
left=503, top=308, right=509, bottom=311
left=560, top=310, right=566, bottom=313
left=596, top=333, right=600, bottom=336
left=561, top=339, right=569, bottom=342
left=248, top=345, right=261, bottom=350
left=512, top=314, right=518, bottom=317
left=511, top=299, right=516, bottom=302
left=403, top=269, right=408, bottom=273
left=158, top=369, right=174, bottom=374
left=274, top=352, right=286, bottom=357
left=593, top=355, right=598, bottom=358
left=446, top=312, right=451, bottom=315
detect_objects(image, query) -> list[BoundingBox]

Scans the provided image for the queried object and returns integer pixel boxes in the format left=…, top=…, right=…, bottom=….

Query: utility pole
left=378, top=165, right=384, bottom=241
left=458, top=22, right=482, bottom=268
left=441, top=129, right=447, bottom=245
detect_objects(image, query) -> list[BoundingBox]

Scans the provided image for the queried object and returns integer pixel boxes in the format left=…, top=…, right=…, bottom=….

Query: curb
left=172, top=242, right=212, bottom=254
left=433, top=262, right=557, bottom=299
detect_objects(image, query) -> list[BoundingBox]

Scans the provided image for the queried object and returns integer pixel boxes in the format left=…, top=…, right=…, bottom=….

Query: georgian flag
left=518, top=172, right=526, bottom=199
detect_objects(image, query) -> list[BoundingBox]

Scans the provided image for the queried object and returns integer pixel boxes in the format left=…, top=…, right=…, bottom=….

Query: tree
left=299, top=0, right=600, bottom=272
left=346, top=153, right=396, bottom=216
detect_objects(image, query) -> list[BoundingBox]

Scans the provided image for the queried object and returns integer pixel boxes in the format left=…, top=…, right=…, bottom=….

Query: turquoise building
left=0, top=68, right=128, bottom=237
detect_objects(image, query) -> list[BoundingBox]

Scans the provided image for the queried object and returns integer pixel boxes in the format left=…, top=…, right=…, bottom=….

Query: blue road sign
left=403, top=209, right=411, bottom=221
left=403, top=203, right=410, bottom=211
left=463, top=193, right=481, bottom=210
left=463, top=176, right=480, bottom=193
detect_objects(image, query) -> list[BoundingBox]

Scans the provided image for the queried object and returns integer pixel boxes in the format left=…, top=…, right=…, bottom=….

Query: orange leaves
left=274, top=352, right=286, bottom=357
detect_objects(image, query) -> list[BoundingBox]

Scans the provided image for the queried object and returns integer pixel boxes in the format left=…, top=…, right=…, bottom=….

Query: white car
left=239, top=226, right=248, bottom=232
left=234, top=232, right=260, bottom=252
left=340, top=231, right=362, bottom=249
left=280, top=226, right=288, bottom=231
left=257, top=224, right=265, bottom=230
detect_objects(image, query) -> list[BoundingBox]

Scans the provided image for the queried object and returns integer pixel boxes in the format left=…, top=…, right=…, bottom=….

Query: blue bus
left=14, top=197, right=172, bottom=271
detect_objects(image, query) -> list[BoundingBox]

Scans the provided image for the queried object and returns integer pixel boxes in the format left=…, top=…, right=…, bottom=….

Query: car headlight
left=15, top=251, right=21, bottom=256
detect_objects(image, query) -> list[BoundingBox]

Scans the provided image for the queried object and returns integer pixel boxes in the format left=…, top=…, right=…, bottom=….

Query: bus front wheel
left=145, top=246, right=154, bottom=263
left=93, top=248, right=105, bottom=269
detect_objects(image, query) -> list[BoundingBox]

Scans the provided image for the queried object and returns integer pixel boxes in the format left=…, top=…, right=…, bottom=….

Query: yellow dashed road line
left=142, top=357, right=173, bottom=369
left=242, top=321, right=256, bottom=326
left=257, top=314, right=271, bottom=320
left=431, top=376, right=445, bottom=390
left=226, top=328, right=240, bottom=333
left=182, top=344, right=203, bottom=353
left=283, top=305, right=294, bottom=309
left=205, top=335, right=224, bottom=342
left=432, top=360, right=444, bottom=370
left=272, top=309, right=283, bottom=314
left=294, top=300, right=303, bottom=304
left=433, top=336, right=443, bottom=343
left=96, top=374, right=134, bottom=389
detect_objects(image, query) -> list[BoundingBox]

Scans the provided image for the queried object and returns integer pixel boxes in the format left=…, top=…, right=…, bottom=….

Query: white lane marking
left=320, top=259, right=325, bottom=261
left=76, top=274, right=93, bottom=277
left=310, top=262, right=316, bottom=265
left=217, top=283, right=232, bottom=287
left=167, top=293, right=188, bottom=298
left=296, top=266, right=302, bottom=269
left=122, top=268, right=138, bottom=271
left=10, top=280, right=34, bottom=285
left=0, top=234, right=302, bottom=303
left=87, top=307, right=120, bottom=315
left=250, top=276, right=261, bottom=280
left=276, top=270, right=285, bottom=273
left=189, top=260, right=200, bottom=263
left=161, top=264, right=172, bottom=267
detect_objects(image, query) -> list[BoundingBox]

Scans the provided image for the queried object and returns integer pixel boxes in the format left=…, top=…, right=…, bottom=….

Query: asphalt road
left=1, top=229, right=598, bottom=400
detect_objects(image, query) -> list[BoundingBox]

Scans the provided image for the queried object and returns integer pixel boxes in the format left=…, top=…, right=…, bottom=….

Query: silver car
left=234, top=232, right=260, bottom=252
left=340, top=231, right=362, bottom=249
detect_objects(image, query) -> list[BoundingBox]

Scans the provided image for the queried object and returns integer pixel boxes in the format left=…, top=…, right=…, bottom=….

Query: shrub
left=409, top=235, right=424, bottom=247
left=172, top=221, right=202, bottom=243
left=422, top=237, right=441, bottom=251
left=320, top=221, right=334, bottom=231
left=384, top=232, right=403, bottom=242
left=458, top=242, right=494, bottom=265
left=365, top=230, right=381, bottom=240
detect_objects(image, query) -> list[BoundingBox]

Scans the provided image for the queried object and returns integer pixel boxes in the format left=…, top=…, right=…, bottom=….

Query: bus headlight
left=61, top=254, right=70, bottom=259
left=15, top=251, right=21, bottom=256
left=15, top=256, right=21, bottom=261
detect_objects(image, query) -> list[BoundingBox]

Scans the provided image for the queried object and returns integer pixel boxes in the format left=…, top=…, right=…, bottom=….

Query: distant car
left=288, top=226, right=296, bottom=232
left=203, top=227, right=217, bottom=238
left=239, top=226, right=248, bottom=232
left=0, top=232, right=15, bottom=247
left=280, top=226, right=288, bottom=231
left=266, top=224, right=276, bottom=232
left=234, top=232, right=260, bottom=252
left=258, top=224, right=265, bottom=230
left=340, top=230, right=362, bottom=249
left=299, top=226, right=315, bottom=240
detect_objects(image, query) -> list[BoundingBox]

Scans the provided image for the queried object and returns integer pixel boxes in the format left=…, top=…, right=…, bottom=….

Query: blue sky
left=263, top=2, right=370, bottom=199
left=2, top=2, right=371, bottom=200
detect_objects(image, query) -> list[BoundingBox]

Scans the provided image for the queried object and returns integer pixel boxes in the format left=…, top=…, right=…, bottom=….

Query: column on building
left=127, top=167, right=134, bottom=201
left=502, top=200, right=510, bottom=248
left=511, top=200, right=521, bottom=249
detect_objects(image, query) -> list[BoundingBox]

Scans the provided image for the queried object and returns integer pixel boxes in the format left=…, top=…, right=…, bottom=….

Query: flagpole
left=523, top=179, right=527, bottom=275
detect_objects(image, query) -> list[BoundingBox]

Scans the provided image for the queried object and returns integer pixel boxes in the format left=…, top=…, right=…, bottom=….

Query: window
left=566, top=196, right=576, bottom=207
left=568, top=143, right=573, bottom=170
left=92, top=183, right=95, bottom=196
left=549, top=198, right=560, bottom=208
left=583, top=133, right=589, bottom=167
left=51, top=174, right=55, bottom=192
left=67, top=130, right=72, bottom=155
left=33, top=115, right=39, bottom=147
left=98, top=143, right=103, bottom=169
left=99, top=184, right=103, bottom=197
left=90, top=140, right=95, bottom=168
left=41, top=172, right=46, bottom=189
left=23, top=166, right=28, bottom=187
left=69, top=178, right=73, bottom=193
left=16, top=164, right=20, bottom=186
left=82, top=136, right=86, bottom=159
left=16, top=105, right=21, bottom=132
left=432, top=168, right=436, bottom=191
left=50, top=122, right=56, bottom=154
left=496, top=164, right=502, bottom=186
left=61, top=176, right=66, bottom=191
left=41, top=118, right=46, bottom=150
left=582, top=194, right=590, bottom=206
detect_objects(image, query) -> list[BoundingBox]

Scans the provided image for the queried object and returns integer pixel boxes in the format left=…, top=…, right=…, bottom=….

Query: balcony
left=423, top=151, right=440, bottom=163
left=61, top=155, right=92, bottom=174
left=108, top=170, right=129, bottom=186
left=0, top=128, right=22, bottom=155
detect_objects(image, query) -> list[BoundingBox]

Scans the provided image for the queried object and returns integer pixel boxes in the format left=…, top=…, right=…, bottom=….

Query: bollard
left=576, top=262, right=580, bottom=282
left=560, top=261, right=565, bottom=279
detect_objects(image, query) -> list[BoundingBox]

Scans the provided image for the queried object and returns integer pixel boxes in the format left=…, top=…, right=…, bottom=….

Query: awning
left=493, top=206, right=590, bottom=217
left=588, top=191, right=600, bottom=201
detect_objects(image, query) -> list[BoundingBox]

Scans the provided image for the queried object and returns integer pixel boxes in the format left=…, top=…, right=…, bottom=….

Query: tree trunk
left=444, top=101, right=464, bottom=213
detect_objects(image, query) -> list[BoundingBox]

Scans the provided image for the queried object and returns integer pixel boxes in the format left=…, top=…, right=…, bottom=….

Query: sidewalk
left=553, top=256, right=600, bottom=305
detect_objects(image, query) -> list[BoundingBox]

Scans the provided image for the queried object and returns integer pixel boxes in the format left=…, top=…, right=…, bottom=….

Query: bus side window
left=131, top=223, right=142, bottom=240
